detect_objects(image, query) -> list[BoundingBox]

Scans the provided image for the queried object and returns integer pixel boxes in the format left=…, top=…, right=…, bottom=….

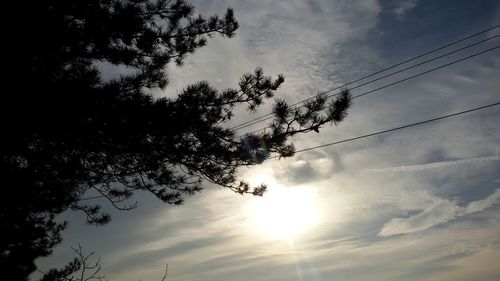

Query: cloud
left=393, top=0, right=418, bottom=18
left=308, top=212, right=500, bottom=281
left=379, top=189, right=500, bottom=236
left=272, top=153, right=340, bottom=184
left=378, top=199, right=464, bottom=236
left=35, top=2, right=500, bottom=281
left=164, top=0, right=382, bottom=128
left=418, top=247, right=500, bottom=281
left=106, top=235, right=236, bottom=274
left=369, top=155, right=500, bottom=173
left=467, top=189, right=500, bottom=213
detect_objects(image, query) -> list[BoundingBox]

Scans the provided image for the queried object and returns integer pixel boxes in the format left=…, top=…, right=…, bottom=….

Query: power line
left=185, top=102, right=500, bottom=185
left=236, top=38, right=500, bottom=133
left=239, top=44, right=500, bottom=136
left=230, top=23, right=500, bottom=131
left=350, top=44, right=500, bottom=100
left=267, top=101, right=500, bottom=158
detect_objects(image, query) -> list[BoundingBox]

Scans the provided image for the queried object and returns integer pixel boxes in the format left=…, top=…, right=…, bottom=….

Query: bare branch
left=160, top=264, right=168, bottom=281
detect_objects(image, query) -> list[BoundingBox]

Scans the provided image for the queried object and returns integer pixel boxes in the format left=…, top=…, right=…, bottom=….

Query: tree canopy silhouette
left=1, top=1, right=351, bottom=280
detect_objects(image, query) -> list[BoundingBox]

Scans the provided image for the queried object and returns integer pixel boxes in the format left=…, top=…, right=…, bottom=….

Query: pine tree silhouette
left=1, top=1, right=351, bottom=279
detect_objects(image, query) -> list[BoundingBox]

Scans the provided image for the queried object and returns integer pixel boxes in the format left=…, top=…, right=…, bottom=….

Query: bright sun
left=247, top=185, right=319, bottom=239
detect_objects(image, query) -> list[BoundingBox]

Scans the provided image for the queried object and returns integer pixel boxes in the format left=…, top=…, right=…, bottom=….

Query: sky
left=34, top=1, right=500, bottom=280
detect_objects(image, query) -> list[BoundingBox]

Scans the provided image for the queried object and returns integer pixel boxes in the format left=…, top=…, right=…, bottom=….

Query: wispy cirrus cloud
left=35, top=1, right=500, bottom=281
left=379, top=188, right=500, bottom=236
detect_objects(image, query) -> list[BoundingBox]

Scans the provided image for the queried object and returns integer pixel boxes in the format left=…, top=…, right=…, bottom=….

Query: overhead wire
left=187, top=27, right=500, bottom=180
left=269, top=101, right=500, bottom=158
left=238, top=43, right=500, bottom=137
left=229, top=24, right=500, bottom=132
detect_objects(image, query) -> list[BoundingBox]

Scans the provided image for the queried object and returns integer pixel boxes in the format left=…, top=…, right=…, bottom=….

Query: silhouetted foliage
left=1, top=1, right=351, bottom=280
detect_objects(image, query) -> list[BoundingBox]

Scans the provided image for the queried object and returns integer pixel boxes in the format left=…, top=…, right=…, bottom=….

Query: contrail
left=368, top=155, right=500, bottom=173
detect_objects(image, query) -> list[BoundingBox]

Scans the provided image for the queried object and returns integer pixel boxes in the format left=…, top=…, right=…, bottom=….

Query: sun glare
left=247, top=185, right=319, bottom=239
